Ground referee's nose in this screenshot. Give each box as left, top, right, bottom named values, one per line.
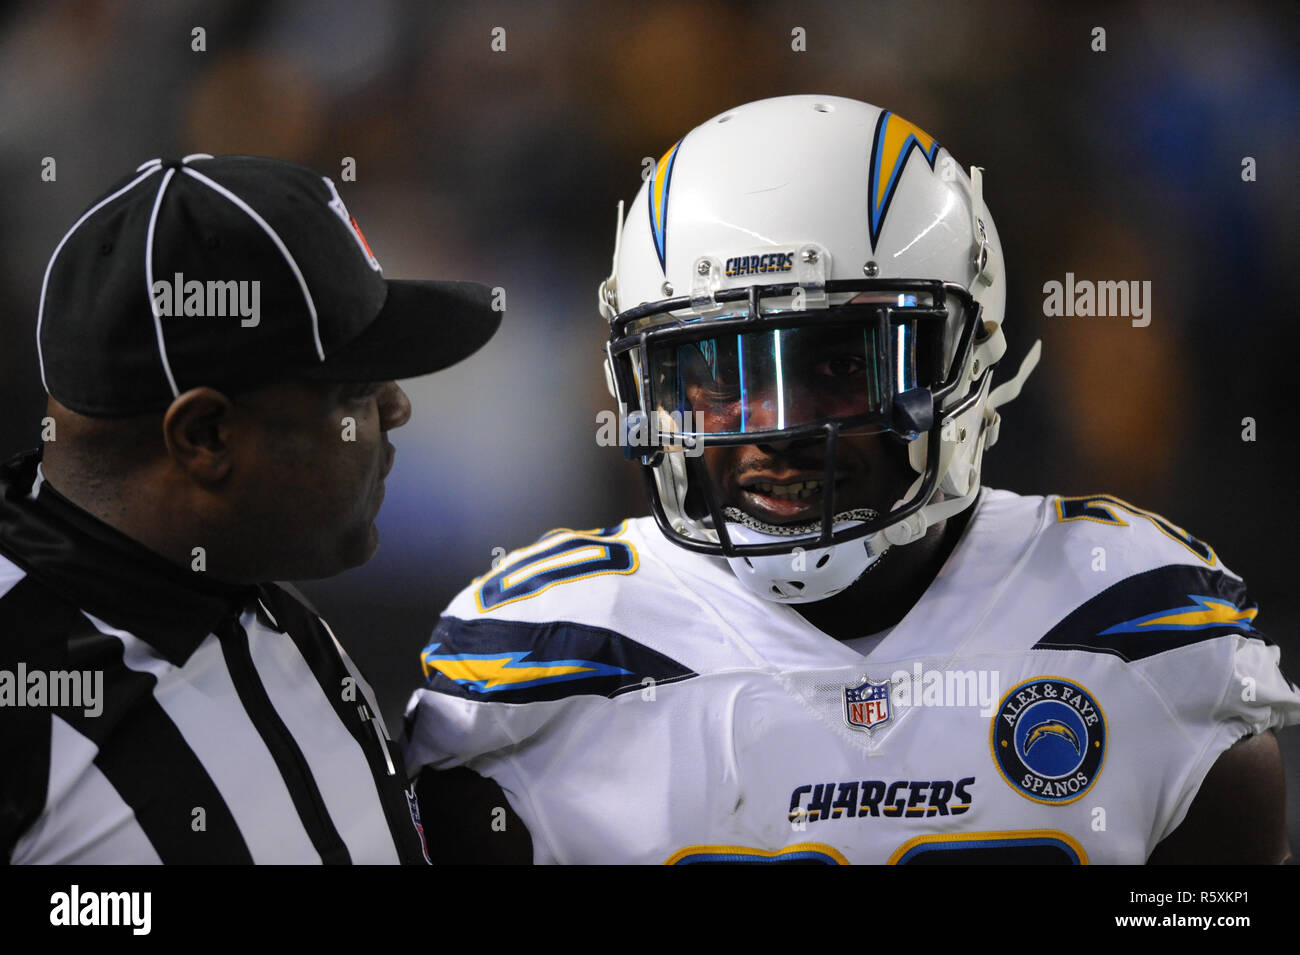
left=377, top=381, right=411, bottom=431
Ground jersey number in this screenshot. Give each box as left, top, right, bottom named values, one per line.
left=1056, top=494, right=1215, bottom=565
left=475, top=527, right=637, bottom=612
left=666, top=830, right=1087, bottom=865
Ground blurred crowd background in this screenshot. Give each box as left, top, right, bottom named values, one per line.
left=1, top=0, right=1297, bottom=844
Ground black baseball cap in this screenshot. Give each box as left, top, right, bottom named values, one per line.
left=37, top=154, right=501, bottom=415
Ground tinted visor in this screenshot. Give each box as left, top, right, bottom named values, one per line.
left=647, top=298, right=948, bottom=437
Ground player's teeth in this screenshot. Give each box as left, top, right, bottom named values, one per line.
left=755, top=480, right=823, bottom=499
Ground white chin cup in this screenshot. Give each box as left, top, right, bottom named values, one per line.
left=723, top=520, right=889, bottom=604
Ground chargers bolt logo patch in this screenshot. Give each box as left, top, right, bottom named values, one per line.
left=992, top=677, right=1105, bottom=804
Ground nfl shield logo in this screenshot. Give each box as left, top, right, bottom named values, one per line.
left=844, top=677, right=892, bottom=731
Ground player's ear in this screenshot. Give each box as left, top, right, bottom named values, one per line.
left=161, top=387, right=236, bottom=484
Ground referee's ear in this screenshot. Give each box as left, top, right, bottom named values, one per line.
left=161, top=387, right=236, bottom=485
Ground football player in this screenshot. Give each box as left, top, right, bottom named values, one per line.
left=405, top=95, right=1299, bottom=864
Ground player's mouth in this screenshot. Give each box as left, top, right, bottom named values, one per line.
left=736, top=473, right=843, bottom=522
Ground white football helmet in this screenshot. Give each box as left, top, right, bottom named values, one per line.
left=599, top=95, right=1040, bottom=603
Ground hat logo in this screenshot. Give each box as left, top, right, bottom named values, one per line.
left=322, top=177, right=382, bottom=273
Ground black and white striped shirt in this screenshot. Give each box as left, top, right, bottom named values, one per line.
left=0, top=449, right=429, bottom=864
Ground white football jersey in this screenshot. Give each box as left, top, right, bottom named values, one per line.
left=404, top=489, right=1300, bottom=864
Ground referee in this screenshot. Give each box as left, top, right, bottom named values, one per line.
left=0, top=155, right=500, bottom=863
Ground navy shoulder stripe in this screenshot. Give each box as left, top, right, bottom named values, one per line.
left=420, top=615, right=696, bottom=703
left=1033, top=564, right=1266, bottom=662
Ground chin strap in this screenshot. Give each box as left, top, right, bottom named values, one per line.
left=883, top=337, right=1037, bottom=548
left=885, top=337, right=1042, bottom=546
left=882, top=478, right=981, bottom=547
left=984, top=339, right=1042, bottom=449
left=969, top=166, right=995, bottom=288
left=597, top=200, right=625, bottom=322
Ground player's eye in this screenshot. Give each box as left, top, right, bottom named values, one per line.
left=815, top=356, right=867, bottom=378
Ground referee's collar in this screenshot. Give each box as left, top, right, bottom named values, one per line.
left=0, top=449, right=264, bottom=665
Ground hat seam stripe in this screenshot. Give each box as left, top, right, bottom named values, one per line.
left=36, top=165, right=163, bottom=396
left=179, top=167, right=326, bottom=362
left=144, top=168, right=182, bottom=398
